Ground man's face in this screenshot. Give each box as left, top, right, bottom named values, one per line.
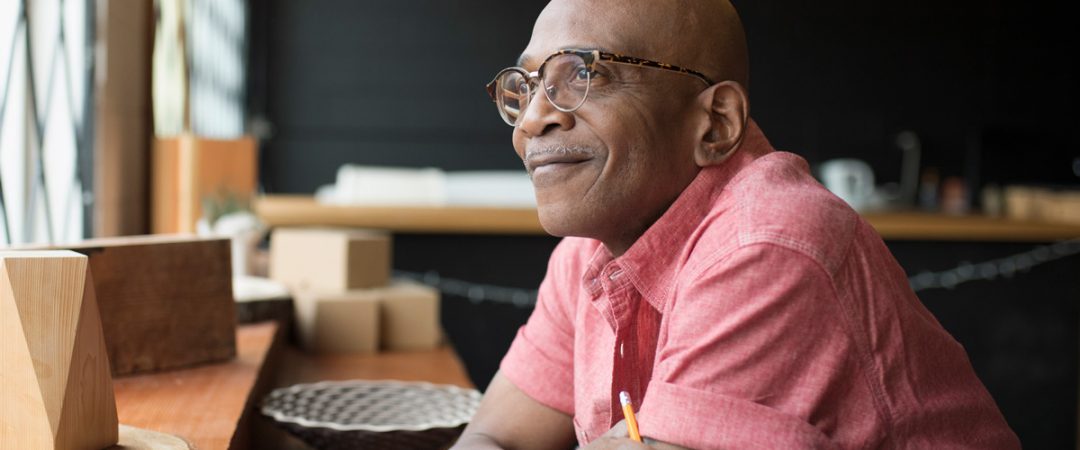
left=512, top=2, right=703, bottom=253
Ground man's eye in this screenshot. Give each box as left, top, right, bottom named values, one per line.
left=574, top=67, right=590, bottom=81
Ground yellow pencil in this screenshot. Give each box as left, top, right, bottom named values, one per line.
left=619, top=391, right=643, bottom=442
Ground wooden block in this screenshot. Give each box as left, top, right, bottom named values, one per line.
left=32, top=235, right=237, bottom=376
left=270, top=228, right=392, bottom=291
left=152, top=134, right=258, bottom=234
left=377, top=280, right=443, bottom=351
left=294, top=290, right=380, bottom=354
left=0, top=251, right=119, bottom=449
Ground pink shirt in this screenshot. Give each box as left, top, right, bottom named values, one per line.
left=500, top=121, right=1020, bottom=449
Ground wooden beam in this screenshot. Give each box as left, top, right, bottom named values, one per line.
left=93, top=0, right=154, bottom=237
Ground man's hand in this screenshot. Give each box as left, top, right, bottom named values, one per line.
left=451, top=371, right=576, bottom=450
left=580, top=420, right=689, bottom=450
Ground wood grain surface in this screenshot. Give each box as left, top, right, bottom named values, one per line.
left=275, top=345, right=474, bottom=388
left=113, top=322, right=279, bottom=450
left=37, top=235, right=238, bottom=375
left=1, top=251, right=119, bottom=450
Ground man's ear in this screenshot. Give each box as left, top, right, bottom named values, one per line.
left=694, top=81, right=749, bottom=167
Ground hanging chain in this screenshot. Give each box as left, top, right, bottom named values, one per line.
left=397, top=239, right=1080, bottom=308
left=394, top=270, right=538, bottom=308
left=908, top=238, right=1080, bottom=292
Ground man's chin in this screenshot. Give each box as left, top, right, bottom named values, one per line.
left=535, top=203, right=593, bottom=239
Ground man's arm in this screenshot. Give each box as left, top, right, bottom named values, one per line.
left=452, top=371, right=577, bottom=450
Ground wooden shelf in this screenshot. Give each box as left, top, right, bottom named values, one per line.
left=255, top=195, right=1080, bottom=242
left=254, top=195, right=543, bottom=235
left=862, top=212, right=1080, bottom=242
left=113, top=322, right=279, bottom=450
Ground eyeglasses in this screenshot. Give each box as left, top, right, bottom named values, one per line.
left=485, top=49, right=715, bottom=127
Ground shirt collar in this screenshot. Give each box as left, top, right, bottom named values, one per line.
left=611, top=119, right=776, bottom=311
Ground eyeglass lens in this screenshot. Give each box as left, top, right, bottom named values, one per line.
left=494, top=53, right=591, bottom=126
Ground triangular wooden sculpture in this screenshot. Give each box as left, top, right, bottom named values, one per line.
left=0, top=251, right=119, bottom=450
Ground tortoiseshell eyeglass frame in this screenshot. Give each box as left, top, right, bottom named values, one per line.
left=485, top=49, right=716, bottom=126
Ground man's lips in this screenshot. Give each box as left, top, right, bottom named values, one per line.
left=523, top=149, right=594, bottom=174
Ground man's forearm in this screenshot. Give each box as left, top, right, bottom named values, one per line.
left=452, top=432, right=508, bottom=450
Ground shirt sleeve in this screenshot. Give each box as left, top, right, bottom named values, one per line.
left=638, top=243, right=860, bottom=449
left=499, top=239, right=580, bottom=415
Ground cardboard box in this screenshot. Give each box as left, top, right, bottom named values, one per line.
left=270, top=228, right=391, bottom=291
left=294, top=290, right=380, bottom=354
left=378, top=280, right=442, bottom=351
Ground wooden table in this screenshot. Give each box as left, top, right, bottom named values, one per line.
left=113, top=322, right=279, bottom=450
left=113, top=321, right=474, bottom=449
left=275, top=345, right=474, bottom=388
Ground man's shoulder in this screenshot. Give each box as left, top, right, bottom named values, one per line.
left=702, top=152, right=863, bottom=272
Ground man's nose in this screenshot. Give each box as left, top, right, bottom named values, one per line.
left=517, top=89, right=575, bottom=137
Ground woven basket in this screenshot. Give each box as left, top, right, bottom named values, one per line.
left=261, top=380, right=482, bottom=450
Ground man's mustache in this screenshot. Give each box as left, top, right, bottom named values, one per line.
left=523, top=145, right=596, bottom=163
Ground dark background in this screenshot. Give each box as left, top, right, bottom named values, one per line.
left=249, top=0, right=1079, bottom=193
left=248, top=1, right=1080, bottom=448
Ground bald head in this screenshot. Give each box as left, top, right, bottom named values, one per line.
left=524, top=0, right=749, bottom=89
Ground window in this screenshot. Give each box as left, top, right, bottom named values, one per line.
left=0, top=0, right=93, bottom=246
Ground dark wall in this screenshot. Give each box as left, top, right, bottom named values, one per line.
left=251, top=0, right=1078, bottom=193
left=736, top=0, right=1079, bottom=186
left=251, top=0, right=547, bottom=194
left=887, top=241, right=1078, bottom=449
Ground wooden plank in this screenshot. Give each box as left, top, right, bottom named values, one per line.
left=113, top=322, right=279, bottom=450
left=32, top=235, right=237, bottom=376
left=254, top=195, right=545, bottom=235
left=1, top=251, right=118, bottom=450
left=255, top=195, right=1080, bottom=241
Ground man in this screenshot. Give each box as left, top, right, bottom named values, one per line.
left=454, top=0, right=1020, bottom=448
